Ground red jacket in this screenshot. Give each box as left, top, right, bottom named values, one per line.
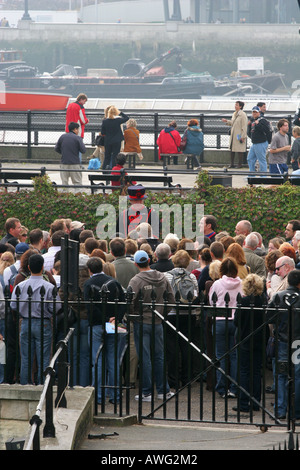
left=156, top=127, right=181, bottom=160
left=65, top=101, right=89, bottom=138
left=111, top=164, right=136, bottom=188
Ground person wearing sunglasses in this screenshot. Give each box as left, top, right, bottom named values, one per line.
left=19, top=226, right=29, bottom=243
left=269, top=256, right=296, bottom=297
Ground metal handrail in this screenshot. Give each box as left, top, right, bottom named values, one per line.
left=25, top=328, right=75, bottom=451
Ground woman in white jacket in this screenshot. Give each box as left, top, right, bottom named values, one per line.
left=209, top=257, right=243, bottom=398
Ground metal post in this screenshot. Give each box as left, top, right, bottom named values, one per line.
left=154, top=113, right=159, bottom=162
left=22, top=0, right=32, bottom=21
left=27, top=111, right=32, bottom=160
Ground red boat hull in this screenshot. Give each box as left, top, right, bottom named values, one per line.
left=0, top=90, right=71, bottom=111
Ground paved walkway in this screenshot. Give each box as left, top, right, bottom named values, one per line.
left=80, top=421, right=293, bottom=451
left=0, top=162, right=249, bottom=190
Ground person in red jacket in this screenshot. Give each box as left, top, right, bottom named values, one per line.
left=156, top=120, right=181, bottom=162
left=111, top=153, right=136, bottom=190
left=65, top=93, right=89, bottom=165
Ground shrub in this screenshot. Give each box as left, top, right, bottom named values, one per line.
left=0, top=173, right=298, bottom=243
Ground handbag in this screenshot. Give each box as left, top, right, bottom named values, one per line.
left=56, top=307, right=77, bottom=331
left=95, top=134, right=104, bottom=146
left=180, top=135, right=187, bottom=151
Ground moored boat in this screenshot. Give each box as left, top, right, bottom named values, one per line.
left=0, top=90, right=71, bottom=111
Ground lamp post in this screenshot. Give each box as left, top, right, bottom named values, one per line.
left=22, top=0, right=32, bottom=21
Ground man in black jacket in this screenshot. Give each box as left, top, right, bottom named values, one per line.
left=55, top=122, right=86, bottom=188
left=247, top=106, right=271, bottom=173
left=150, top=243, right=174, bottom=272
left=83, top=257, right=126, bottom=404
left=267, top=270, right=300, bottom=420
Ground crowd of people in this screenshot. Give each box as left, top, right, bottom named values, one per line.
left=0, top=210, right=299, bottom=419
left=55, top=95, right=300, bottom=189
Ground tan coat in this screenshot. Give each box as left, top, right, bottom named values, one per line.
left=226, top=110, right=248, bottom=153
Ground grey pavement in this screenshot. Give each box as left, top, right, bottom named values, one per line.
left=0, top=161, right=248, bottom=190
left=80, top=421, right=292, bottom=451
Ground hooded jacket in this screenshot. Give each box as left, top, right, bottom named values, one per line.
left=182, top=125, right=204, bottom=155
left=128, top=269, right=175, bottom=324
left=156, top=126, right=181, bottom=160
left=209, top=275, right=243, bottom=319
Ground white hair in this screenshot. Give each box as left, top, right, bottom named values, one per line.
left=155, top=243, right=171, bottom=260
left=245, top=233, right=259, bottom=249
left=294, top=230, right=300, bottom=241
left=163, top=233, right=179, bottom=242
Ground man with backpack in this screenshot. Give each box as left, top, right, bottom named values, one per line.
left=164, top=249, right=199, bottom=388
left=247, top=106, right=273, bottom=173
left=128, top=250, right=175, bottom=402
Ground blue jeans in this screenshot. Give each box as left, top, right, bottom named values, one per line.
left=0, top=319, right=4, bottom=383
left=88, top=325, right=126, bottom=402
left=20, top=318, right=52, bottom=385
left=247, top=141, right=268, bottom=172
left=68, top=319, right=90, bottom=387
left=134, top=322, right=170, bottom=396
left=215, top=320, right=237, bottom=396
left=276, top=341, right=300, bottom=418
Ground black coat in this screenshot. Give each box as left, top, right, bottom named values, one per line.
left=267, top=286, right=300, bottom=343
left=101, top=112, right=129, bottom=145
left=234, top=294, right=267, bottom=350
left=150, top=259, right=174, bottom=273
left=83, top=273, right=126, bottom=326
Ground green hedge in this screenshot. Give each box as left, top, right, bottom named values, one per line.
left=0, top=174, right=299, bottom=242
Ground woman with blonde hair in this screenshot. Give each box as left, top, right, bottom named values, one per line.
left=124, top=118, right=143, bottom=161
left=226, top=242, right=250, bottom=279
left=0, top=251, right=14, bottom=290
left=101, top=105, right=130, bottom=170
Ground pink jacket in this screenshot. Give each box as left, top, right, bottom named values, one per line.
left=209, top=275, right=243, bottom=319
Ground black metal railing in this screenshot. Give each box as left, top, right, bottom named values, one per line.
left=1, top=288, right=300, bottom=436
left=0, top=110, right=294, bottom=160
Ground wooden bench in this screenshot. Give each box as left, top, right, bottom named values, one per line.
left=160, top=153, right=198, bottom=169
left=247, top=176, right=300, bottom=186
left=88, top=173, right=174, bottom=194
left=0, top=168, right=46, bottom=191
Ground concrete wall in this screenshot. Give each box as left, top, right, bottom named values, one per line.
left=0, top=22, right=298, bottom=83
left=0, top=21, right=298, bottom=44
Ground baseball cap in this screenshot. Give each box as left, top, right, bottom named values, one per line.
left=134, top=250, right=149, bottom=264
left=71, top=221, right=85, bottom=230
left=15, top=242, right=30, bottom=255
left=252, top=106, right=260, bottom=113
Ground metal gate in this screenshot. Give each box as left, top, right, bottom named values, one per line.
left=134, top=292, right=300, bottom=433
